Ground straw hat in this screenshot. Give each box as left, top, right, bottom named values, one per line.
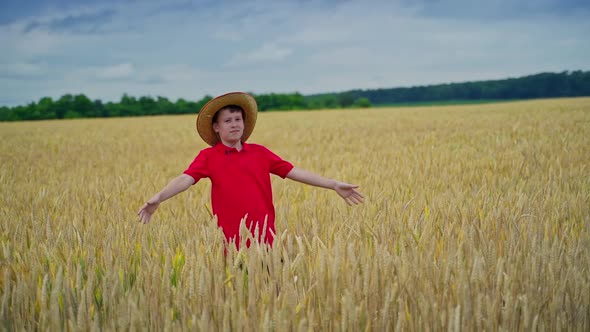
left=196, top=92, right=258, bottom=146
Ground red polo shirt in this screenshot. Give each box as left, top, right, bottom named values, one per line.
left=183, top=142, right=294, bottom=248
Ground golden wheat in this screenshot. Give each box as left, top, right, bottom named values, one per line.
left=1, top=98, right=589, bottom=330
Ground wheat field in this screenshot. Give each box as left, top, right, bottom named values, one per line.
left=1, top=98, right=589, bottom=331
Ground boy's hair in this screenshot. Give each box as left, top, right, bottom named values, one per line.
left=212, top=105, right=245, bottom=123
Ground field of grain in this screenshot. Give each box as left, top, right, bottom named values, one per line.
left=1, top=98, right=589, bottom=330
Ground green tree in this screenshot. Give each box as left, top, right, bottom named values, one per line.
left=0, top=106, right=13, bottom=121
left=73, top=94, right=94, bottom=117
left=120, top=94, right=140, bottom=116
left=105, top=101, right=120, bottom=117
left=56, top=94, right=75, bottom=119
left=94, top=99, right=108, bottom=117
left=139, top=96, right=157, bottom=115
left=353, top=97, right=371, bottom=108
left=175, top=98, right=190, bottom=114
left=37, top=97, right=56, bottom=119
left=25, top=102, right=41, bottom=120
left=195, top=95, right=213, bottom=113
left=338, top=93, right=355, bottom=108
left=156, top=96, right=174, bottom=115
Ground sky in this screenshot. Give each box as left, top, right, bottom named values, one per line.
left=1, top=0, right=589, bottom=106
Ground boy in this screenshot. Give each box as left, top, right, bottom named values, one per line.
left=137, top=92, right=363, bottom=248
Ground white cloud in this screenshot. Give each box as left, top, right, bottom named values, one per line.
left=154, top=64, right=205, bottom=82
left=96, top=63, right=134, bottom=80
left=0, top=62, right=49, bottom=79
left=226, top=43, right=293, bottom=66
left=0, top=23, right=66, bottom=60
left=213, top=29, right=243, bottom=42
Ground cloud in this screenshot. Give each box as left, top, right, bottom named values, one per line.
left=0, top=23, right=68, bottom=59
left=96, top=63, right=134, bottom=80
left=410, top=0, right=590, bottom=20
left=23, top=9, right=116, bottom=34
left=0, top=61, right=50, bottom=80
left=0, top=0, right=589, bottom=106
left=226, top=43, right=293, bottom=66
left=307, top=47, right=388, bottom=67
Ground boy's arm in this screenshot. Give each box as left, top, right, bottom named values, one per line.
left=137, top=174, right=195, bottom=224
left=285, top=167, right=364, bottom=205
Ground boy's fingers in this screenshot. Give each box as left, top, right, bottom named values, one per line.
left=349, top=188, right=363, bottom=197
left=139, top=213, right=150, bottom=224
left=138, top=210, right=150, bottom=224
left=347, top=195, right=360, bottom=205
left=137, top=203, right=149, bottom=215
left=353, top=192, right=364, bottom=202
left=349, top=193, right=364, bottom=204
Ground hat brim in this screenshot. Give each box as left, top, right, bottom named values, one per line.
left=196, top=92, right=258, bottom=146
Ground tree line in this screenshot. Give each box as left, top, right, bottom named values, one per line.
left=0, top=92, right=371, bottom=122
left=1, top=70, right=588, bottom=121
left=314, top=70, right=590, bottom=105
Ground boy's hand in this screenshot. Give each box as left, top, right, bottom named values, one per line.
left=137, top=196, right=161, bottom=224
left=334, top=182, right=364, bottom=206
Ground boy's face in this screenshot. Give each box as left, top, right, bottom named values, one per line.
left=213, top=108, right=244, bottom=145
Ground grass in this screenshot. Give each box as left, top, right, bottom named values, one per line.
left=1, top=97, right=589, bottom=330
left=374, top=98, right=518, bottom=108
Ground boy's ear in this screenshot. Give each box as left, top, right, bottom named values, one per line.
left=212, top=122, right=219, bottom=133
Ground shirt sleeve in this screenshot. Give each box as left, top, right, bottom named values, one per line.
left=263, top=146, right=294, bottom=178
left=183, top=150, right=211, bottom=184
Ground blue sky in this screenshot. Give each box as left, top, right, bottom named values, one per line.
left=1, top=0, right=589, bottom=106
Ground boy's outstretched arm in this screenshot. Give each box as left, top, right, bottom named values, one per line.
left=137, top=174, right=195, bottom=224
left=285, top=167, right=364, bottom=205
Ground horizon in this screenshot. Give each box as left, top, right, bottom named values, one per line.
left=1, top=0, right=589, bottom=107
left=0, top=69, right=587, bottom=107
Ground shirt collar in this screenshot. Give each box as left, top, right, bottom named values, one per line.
left=214, top=141, right=248, bottom=154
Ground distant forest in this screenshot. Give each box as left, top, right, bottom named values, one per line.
left=1, top=70, right=589, bottom=121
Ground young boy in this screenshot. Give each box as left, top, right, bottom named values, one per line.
left=137, top=92, right=364, bottom=248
